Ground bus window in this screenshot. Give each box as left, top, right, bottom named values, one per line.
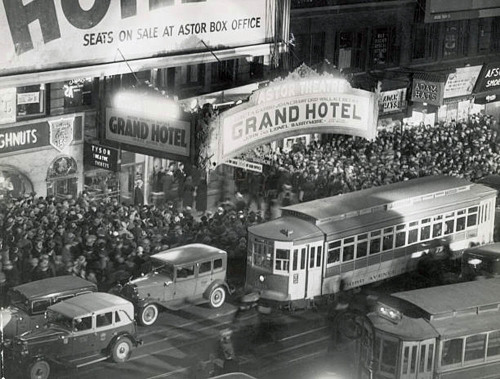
left=395, top=225, right=406, bottom=248
left=487, top=330, right=500, bottom=358
left=383, top=227, right=394, bottom=251
left=421, top=218, right=431, bottom=241
left=408, top=221, right=419, bottom=244
left=456, top=210, right=466, bottom=231
left=464, top=333, right=486, bottom=362
left=293, top=249, right=298, bottom=271
left=433, top=216, right=443, bottom=238
left=370, top=231, right=381, bottom=255
left=275, top=249, right=290, bottom=272
left=327, top=241, right=341, bottom=264
left=468, top=206, right=478, bottom=227
left=441, top=338, right=463, bottom=366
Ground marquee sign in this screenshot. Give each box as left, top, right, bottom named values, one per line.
left=105, top=107, right=190, bottom=157
left=474, top=62, right=500, bottom=94
left=0, top=0, right=275, bottom=77
left=216, top=74, right=378, bottom=162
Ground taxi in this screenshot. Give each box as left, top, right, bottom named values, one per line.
left=0, top=276, right=97, bottom=342
left=8, top=292, right=141, bottom=379
left=113, top=243, right=230, bottom=326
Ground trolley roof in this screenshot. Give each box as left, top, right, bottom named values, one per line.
left=151, top=243, right=226, bottom=266
left=12, top=276, right=97, bottom=299
left=248, top=216, right=323, bottom=241
left=49, top=292, right=131, bottom=319
left=281, top=175, right=493, bottom=225
left=393, top=278, right=500, bottom=318
left=463, top=242, right=500, bottom=259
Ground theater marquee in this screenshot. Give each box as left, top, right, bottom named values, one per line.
left=217, top=75, right=378, bottom=162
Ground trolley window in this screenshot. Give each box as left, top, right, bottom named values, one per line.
left=456, top=210, right=466, bottom=231
left=382, top=227, right=394, bottom=251
left=467, top=206, right=478, bottom=227
left=377, top=337, right=398, bottom=375
left=408, top=221, right=419, bottom=244
left=441, top=338, right=463, bottom=366
left=370, top=231, right=381, bottom=255
left=395, top=224, right=406, bottom=248
left=293, top=249, right=298, bottom=271
left=421, top=218, right=431, bottom=241
left=357, top=234, right=368, bottom=258
left=343, top=237, right=355, bottom=262
left=445, top=212, right=455, bottom=235
left=487, top=330, right=500, bottom=358
left=327, top=241, right=341, bottom=264
left=432, top=215, right=443, bottom=238
left=464, top=334, right=486, bottom=362
left=275, top=249, right=290, bottom=272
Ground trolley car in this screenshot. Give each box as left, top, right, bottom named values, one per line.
left=245, top=176, right=497, bottom=308
left=360, top=277, right=500, bottom=379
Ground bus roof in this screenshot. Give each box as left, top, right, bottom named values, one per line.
left=281, top=176, right=495, bottom=225
left=12, top=276, right=97, bottom=299
left=49, top=292, right=131, bottom=319
left=151, top=243, right=226, bottom=266
left=393, top=278, right=500, bottom=319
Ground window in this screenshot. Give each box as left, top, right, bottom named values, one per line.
left=32, top=299, right=51, bottom=314
left=456, top=210, right=466, bottom=231
left=465, top=334, right=486, bottom=362
left=412, top=23, right=438, bottom=60
left=380, top=338, right=398, bottom=374
left=441, top=338, right=464, bottom=366
left=276, top=249, right=290, bottom=272
left=487, top=330, right=500, bottom=357
left=253, top=239, right=272, bottom=270
left=443, top=21, right=469, bottom=59
left=316, top=246, right=322, bottom=267
left=445, top=213, right=454, bottom=235
left=433, top=216, right=443, bottom=238
left=211, top=60, right=236, bottom=83
left=16, top=84, right=46, bottom=119
left=467, top=206, right=478, bottom=227
left=337, top=31, right=364, bottom=71
left=421, top=218, right=431, bottom=241
left=408, top=221, right=419, bottom=244
left=301, top=248, right=306, bottom=269
left=115, top=311, right=121, bottom=323
left=199, top=261, right=211, bottom=274
left=370, top=27, right=397, bottom=67
left=382, top=227, right=394, bottom=251
left=214, top=259, right=223, bottom=270
left=343, top=237, right=355, bottom=262
left=63, top=78, right=94, bottom=109
left=310, top=247, right=316, bottom=268
left=180, top=64, right=205, bottom=85
left=328, top=241, right=341, bottom=264
left=292, top=32, right=326, bottom=68
left=96, top=312, right=113, bottom=328
left=395, top=225, right=406, bottom=248
left=177, top=265, right=195, bottom=279
left=293, top=249, right=298, bottom=271
left=74, top=316, right=92, bottom=332
left=370, top=231, right=381, bottom=255
left=357, top=234, right=368, bottom=258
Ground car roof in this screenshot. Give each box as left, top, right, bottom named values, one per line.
left=12, top=276, right=97, bottom=299
left=49, top=292, right=131, bottom=318
left=151, top=243, right=226, bottom=266
left=464, top=243, right=500, bottom=259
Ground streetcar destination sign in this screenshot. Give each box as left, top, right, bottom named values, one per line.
left=217, top=75, right=378, bottom=162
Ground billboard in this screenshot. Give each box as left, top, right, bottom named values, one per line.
left=217, top=75, right=378, bottom=162
left=0, top=0, right=275, bottom=76
left=443, top=65, right=482, bottom=99
left=425, top=0, right=500, bottom=22
left=475, top=62, right=500, bottom=94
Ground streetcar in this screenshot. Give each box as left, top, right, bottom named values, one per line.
left=245, top=175, right=497, bottom=308
left=358, top=277, right=500, bottom=379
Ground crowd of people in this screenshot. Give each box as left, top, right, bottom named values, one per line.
left=0, top=113, right=499, bottom=303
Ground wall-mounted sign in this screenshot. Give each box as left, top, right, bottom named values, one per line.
left=0, top=0, right=276, bottom=77
left=0, top=115, right=82, bottom=155
left=379, top=89, right=407, bottom=114
left=372, top=28, right=389, bottom=65
left=217, top=75, right=378, bottom=161
left=224, top=158, right=262, bottom=173
left=444, top=65, right=482, bottom=99
left=411, top=79, right=444, bottom=106
left=84, top=141, right=119, bottom=171
left=0, top=88, right=16, bottom=125
left=474, top=62, right=500, bottom=94
left=105, top=108, right=190, bottom=157
left=17, top=92, right=40, bottom=105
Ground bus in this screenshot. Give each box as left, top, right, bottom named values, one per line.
left=359, top=277, right=500, bottom=379
left=245, top=175, right=497, bottom=308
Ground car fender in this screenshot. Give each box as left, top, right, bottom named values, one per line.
left=107, top=332, right=142, bottom=351
left=203, top=280, right=230, bottom=300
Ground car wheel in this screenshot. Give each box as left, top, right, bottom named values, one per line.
left=139, top=304, right=159, bottom=326
left=209, top=286, right=226, bottom=308
left=111, top=337, right=132, bottom=363
left=28, top=359, right=50, bottom=379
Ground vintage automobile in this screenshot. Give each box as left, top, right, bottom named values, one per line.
left=113, top=243, right=230, bottom=326
left=8, top=292, right=141, bottom=379
left=0, top=276, right=97, bottom=342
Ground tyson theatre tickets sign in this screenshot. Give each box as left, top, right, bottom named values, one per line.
left=216, top=74, right=378, bottom=162
left=0, top=0, right=275, bottom=76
